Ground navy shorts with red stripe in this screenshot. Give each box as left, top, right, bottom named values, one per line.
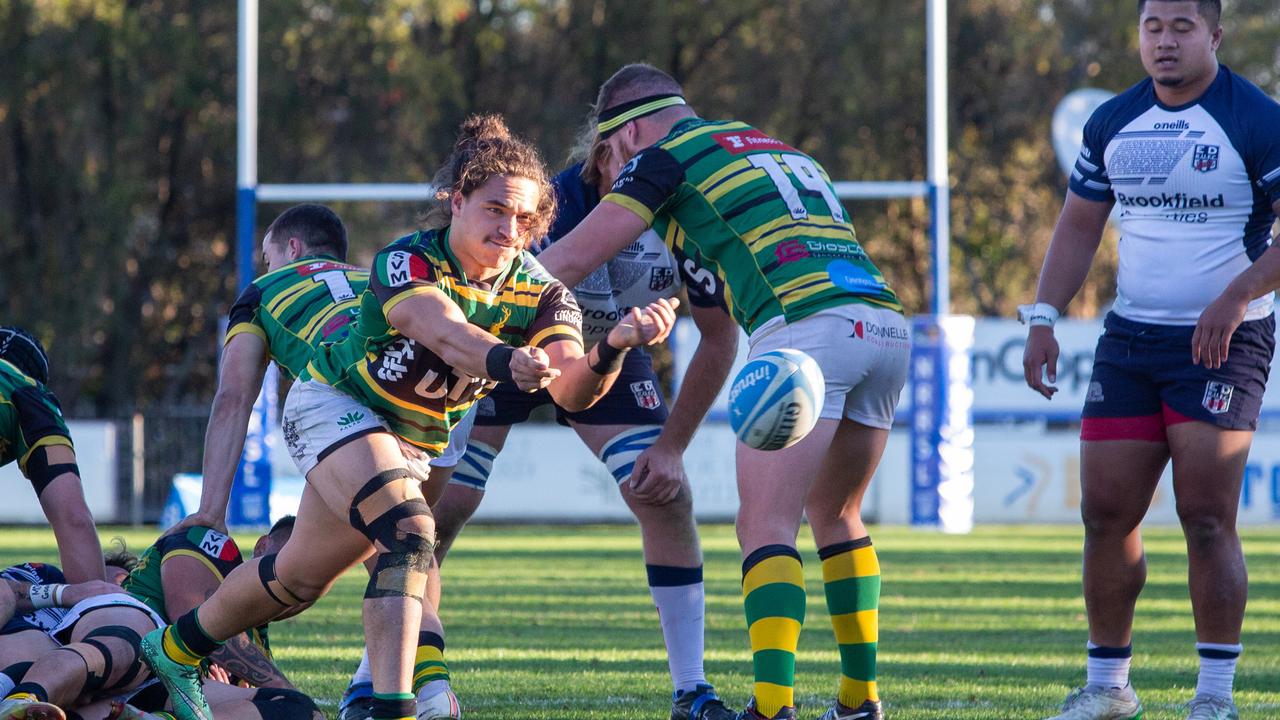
left=1080, top=312, right=1275, bottom=441
left=474, top=348, right=670, bottom=427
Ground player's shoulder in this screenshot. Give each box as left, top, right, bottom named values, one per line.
left=1213, top=65, right=1280, bottom=119
left=516, top=250, right=557, bottom=285
left=0, top=562, right=65, bottom=585
left=0, top=359, right=35, bottom=392
left=1085, top=79, right=1157, bottom=137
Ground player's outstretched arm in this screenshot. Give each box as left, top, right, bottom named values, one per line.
left=1023, top=191, right=1113, bottom=399
left=536, top=201, right=650, bottom=289
left=1193, top=198, right=1280, bottom=369
left=388, top=288, right=560, bottom=392
left=545, top=298, right=679, bottom=413
left=35, top=448, right=106, bottom=584
left=630, top=301, right=738, bottom=505
left=169, top=333, right=270, bottom=536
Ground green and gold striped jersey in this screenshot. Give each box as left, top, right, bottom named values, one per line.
left=306, top=229, right=583, bottom=454
left=225, top=255, right=368, bottom=380
left=0, top=360, right=72, bottom=475
left=603, top=118, right=902, bottom=334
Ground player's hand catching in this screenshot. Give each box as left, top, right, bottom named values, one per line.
left=607, top=298, right=680, bottom=349
left=162, top=511, right=228, bottom=538
left=511, top=346, right=560, bottom=392
left=1022, top=325, right=1060, bottom=400
left=628, top=439, right=688, bottom=506
left=1193, top=288, right=1249, bottom=369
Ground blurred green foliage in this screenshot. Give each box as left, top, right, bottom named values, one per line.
left=2, top=0, right=1278, bottom=414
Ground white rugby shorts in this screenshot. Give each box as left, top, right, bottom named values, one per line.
left=749, top=303, right=910, bottom=429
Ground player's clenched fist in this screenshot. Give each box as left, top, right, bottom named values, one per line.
left=1022, top=325, right=1060, bottom=400
left=510, top=345, right=560, bottom=392
left=607, top=297, right=680, bottom=349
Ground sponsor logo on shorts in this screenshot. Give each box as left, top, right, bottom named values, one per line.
left=337, top=411, right=366, bottom=429
left=198, top=529, right=237, bottom=561
left=283, top=418, right=301, bottom=452
left=630, top=380, right=662, bottom=410
left=1203, top=381, right=1234, bottom=415
left=1192, top=144, right=1219, bottom=173
left=850, top=320, right=910, bottom=348
left=1086, top=381, right=1104, bottom=403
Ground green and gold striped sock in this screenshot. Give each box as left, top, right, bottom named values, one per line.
left=742, top=544, right=806, bottom=717
left=162, top=610, right=223, bottom=667
left=412, top=631, right=449, bottom=694
left=819, top=537, right=880, bottom=708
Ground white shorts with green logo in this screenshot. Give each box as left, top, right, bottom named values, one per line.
left=282, top=379, right=389, bottom=478
left=283, top=379, right=477, bottom=479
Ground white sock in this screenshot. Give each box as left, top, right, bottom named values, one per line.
left=350, top=647, right=372, bottom=686
left=648, top=565, right=707, bottom=693
left=417, top=678, right=451, bottom=700
left=1086, top=641, right=1132, bottom=689
left=1195, top=642, right=1242, bottom=700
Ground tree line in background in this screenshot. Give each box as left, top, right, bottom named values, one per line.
left=2, top=0, right=1279, bottom=416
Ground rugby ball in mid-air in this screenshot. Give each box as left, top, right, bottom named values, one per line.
left=728, top=349, right=825, bottom=451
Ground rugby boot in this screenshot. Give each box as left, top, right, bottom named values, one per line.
left=1045, top=685, right=1143, bottom=720
left=338, top=681, right=375, bottom=720
left=670, top=684, right=736, bottom=720
left=735, top=697, right=798, bottom=720
left=0, top=698, right=64, bottom=720
left=815, top=699, right=884, bottom=720
left=138, top=628, right=213, bottom=720
left=1184, top=695, right=1238, bottom=720
left=416, top=685, right=462, bottom=720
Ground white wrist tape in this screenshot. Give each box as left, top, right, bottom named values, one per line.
left=28, top=583, right=66, bottom=609
left=1018, top=302, right=1060, bottom=327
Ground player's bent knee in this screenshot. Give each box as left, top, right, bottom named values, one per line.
left=257, top=553, right=319, bottom=608
left=250, top=687, right=323, bottom=720
left=349, top=469, right=436, bottom=601
left=80, top=625, right=146, bottom=691
left=1177, top=511, right=1231, bottom=551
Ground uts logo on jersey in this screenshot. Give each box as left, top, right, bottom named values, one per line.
left=630, top=380, right=662, bottom=410
left=1203, top=381, right=1234, bottom=415
left=712, top=129, right=797, bottom=155
left=1192, top=144, right=1219, bottom=173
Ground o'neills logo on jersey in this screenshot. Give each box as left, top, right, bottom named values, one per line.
left=1153, top=119, right=1190, bottom=130
left=1115, top=192, right=1225, bottom=209
left=713, top=129, right=797, bottom=155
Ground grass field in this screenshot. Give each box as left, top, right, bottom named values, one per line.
left=3, top=524, right=1279, bottom=719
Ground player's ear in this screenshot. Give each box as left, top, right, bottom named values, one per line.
left=450, top=189, right=465, bottom=216
left=1210, top=25, right=1222, bottom=50
left=288, top=236, right=305, bottom=260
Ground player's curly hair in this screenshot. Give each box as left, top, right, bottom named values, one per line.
left=0, top=327, right=50, bottom=385
left=104, top=537, right=139, bottom=574
left=422, top=114, right=556, bottom=244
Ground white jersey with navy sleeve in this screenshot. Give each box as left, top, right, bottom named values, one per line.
left=1069, top=66, right=1280, bottom=325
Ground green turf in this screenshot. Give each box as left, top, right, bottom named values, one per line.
left=6, top=524, right=1279, bottom=719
